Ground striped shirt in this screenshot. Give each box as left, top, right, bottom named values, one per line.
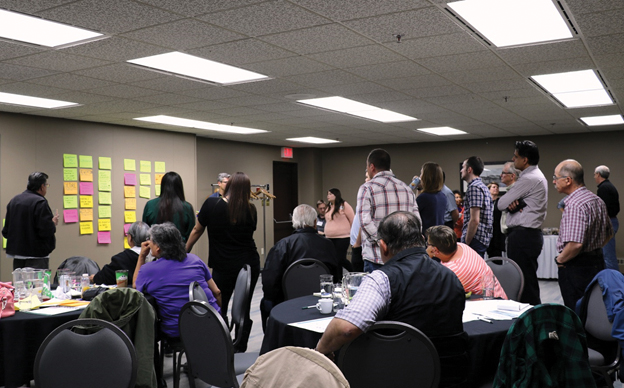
left=557, top=186, right=613, bottom=253
left=357, top=170, right=419, bottom=264
left=462, top=177, right=493, bottom=246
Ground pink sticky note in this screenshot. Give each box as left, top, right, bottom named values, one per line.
left=79, top=182, right=94, bottom=195
left=97, top=231, right=112, bottom=244
left=124, top=173, right=136, bottom=186
left=124, top=223, right=132, bottom=234
left=64, top=209, right=78, bottom=223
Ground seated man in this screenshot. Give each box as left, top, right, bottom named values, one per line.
left=261, top=204, right=342, bottom=329
left=316, top=211, right=468, bottom=387
left=426, top=225, right=507, bottom=299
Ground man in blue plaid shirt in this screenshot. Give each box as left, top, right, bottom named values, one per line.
left=460, top=156, right=493, bottom=257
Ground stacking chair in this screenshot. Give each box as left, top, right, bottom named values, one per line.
left=35, top=318, right=137, bottom=388
left=282, top=258, right=331, bottom=300
left=485, top=257, right=524, bottom=301
left=337, top=321, right=440, bottom=388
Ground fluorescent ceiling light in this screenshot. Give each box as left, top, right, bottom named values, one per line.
left=286, top=137, right=340, bottom=144
left=0, top=91, right=79, bottom=109
left=416, top=127, right=467, bottom=136
left=0, top=9, right=103, bottom=47
left=134, top=115, right=268, bottom=135
left=580, top=115, right=624, bottom=126
left=531, top=70, right=614, bottom=108
left=447, top=0, right=572, bottom=47
left=297, top=96, right=417, bottom=123
left=128, top=52, right=269, bottom=85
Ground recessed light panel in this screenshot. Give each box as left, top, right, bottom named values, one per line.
left=580, top=115, right=624, bottom=126
left=0, top=9, right=103, bottom=47
left=531, top=70, right=614, bottom=108
left=134, top=115, right=268, bottom=135
left=447, top=0, right=572, bottom=47
left=416, top=127, right=467, bottom=136
left=286, top=137, right=340, bottom=144
left=0, top=91, right=79, bottom=108
left=128, top=52, right=269, bottom=85
left=297, top=96, right=417, bottom=123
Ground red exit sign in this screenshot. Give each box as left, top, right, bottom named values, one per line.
left=281, top=147, right=293, bottom=159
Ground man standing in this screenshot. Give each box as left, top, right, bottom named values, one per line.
left=2, top=172, right=59, bottom=270
left=460, top=156, right=493, bottom=258
left=357, top=149, right=419, bottom=272
left=499, top=162, right=519, bottom=236
left=595, top=165, right=620, bottom=270
left=497, top=141, right=548, bottom=305
left=554, top=160, right=612, bottom=309
left=316, top=200, right=327, bottom=235
left=209, top=172, right=230, bottom=198
left=442, top=172, right=460, bottom=229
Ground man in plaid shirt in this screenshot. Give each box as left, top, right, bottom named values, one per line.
left=460, top=156, right=493, bottom=257
left=554, top=159, right=613, bottom=309
left=357, top=149, right=419, bottom=272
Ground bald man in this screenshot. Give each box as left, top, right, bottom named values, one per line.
left=553, top=159, right=613, bottom=309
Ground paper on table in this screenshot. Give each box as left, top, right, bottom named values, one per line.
left=463, top=300, right=532, bottom=322
left=497, top=300, right=531, bottom=312
left=288, top=317, right=334, bottom=333
left=23, top=306, right=85, bottom=316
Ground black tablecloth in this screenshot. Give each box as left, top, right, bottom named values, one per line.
left=261, top=295, right=513, bottom=387
left=0, top=309, right=83, bottom=388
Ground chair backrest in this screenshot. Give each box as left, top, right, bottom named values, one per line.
left=54, top=256, right=101, bottom=285
left=337, top=321, right=440, bottom=388
left=585, top=282, right=615, bottom=342
left=179, top=300, right=239, bottom=388
left=231, top=265, right=252, bottom=348
left=35, top=318, right=137, bottom=388
left=486, top=257, right=524, bottom=301
left=282, top=259, right=331, bottom=300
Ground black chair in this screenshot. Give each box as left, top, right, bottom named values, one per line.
left=485, top=257, right=524, bottom=301
left=53, top=256, right=100, bottom=286
left=189, top=280, right=209, bottom=303
left=34, top=318, right=137, bottom=388
left=282, top=259, right=331, bottom=300
left=179, top=301, right=258, bottom=388
left=229, top=265, right=260, bottom=372
left=337, top=321, right=440, bottom=388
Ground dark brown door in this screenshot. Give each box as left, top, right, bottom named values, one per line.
left=273, top=161, right=298, bottom=244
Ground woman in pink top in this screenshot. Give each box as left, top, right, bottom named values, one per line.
left=325, top=188, right=354, bottom=271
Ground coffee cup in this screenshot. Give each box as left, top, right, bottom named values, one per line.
left=116, top=270, right=129, bottom=288
left=316, top=298, right=333, bottom=314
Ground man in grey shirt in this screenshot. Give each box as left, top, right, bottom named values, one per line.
left=442, top=172, right=460, bottom=229
left=497, top=141, right=548, bottom=305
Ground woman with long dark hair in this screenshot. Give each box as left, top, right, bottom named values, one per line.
left=142, top=171, right=195, bottom=242
left=185, top=172, right=260, bottom=352
left=325, top=188, right=354, bottom=272
left=416, top=162, right=447, bottom=236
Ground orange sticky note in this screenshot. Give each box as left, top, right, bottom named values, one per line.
left=155, top=174, right=164, bottom=185
left=64, top=182, right=78, bottom=195
left=79, top=209, right=93, bottom=221
left=125, top=198, right=136, bottom=210
left=124, top=186, right=136, bottom=198
left=79, top=169, right=93, bottom=182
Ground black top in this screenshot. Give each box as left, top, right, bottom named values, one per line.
left=92, top=249, right=139, bottom=286
left=597, top=179, right=620, bottom=218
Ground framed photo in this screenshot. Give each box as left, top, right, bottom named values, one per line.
left=460, top=161, right=509, bottom=194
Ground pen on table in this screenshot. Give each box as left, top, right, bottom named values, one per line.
left=477, top=316, right=493, bottom=324
left=302, top=305, right=316, bottom=310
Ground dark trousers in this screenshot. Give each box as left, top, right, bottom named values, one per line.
left=507, top=227, right=543, bottom=305
left=13, top=257, right=49, bottom=270
left=468, top=238, right=488, bottom=258
left=329, top=237, right=353, bottom=272
left=558, top=251, right=605, bottom=310
left=351, top=246, right=364, bottom=272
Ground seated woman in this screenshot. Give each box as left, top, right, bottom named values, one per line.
left=90, top=221, right=150, bottom=286
left=134, top=222, right=221, bottom=338
left=425, top=225, right=507, bottom=299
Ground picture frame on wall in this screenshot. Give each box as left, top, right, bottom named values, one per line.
left=460, top=161, right=509, bottom=194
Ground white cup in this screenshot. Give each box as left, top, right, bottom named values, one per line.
left=316, top=298, right=333, bottom=314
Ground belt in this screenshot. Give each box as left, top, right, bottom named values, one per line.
left=508, top=226, right=541, bottom=232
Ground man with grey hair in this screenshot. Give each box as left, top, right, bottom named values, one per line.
left=260, top=204, right=341, bottom=329
left=499, top=162, right=519, bottom=235
left=209, top=172, right=230, bottom=198
left=594, top=165, right=620, bottom=270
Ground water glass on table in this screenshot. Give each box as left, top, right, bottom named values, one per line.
left=320, top=274, right=333, bottom=297
left=481, top=273, right=495, bottom=300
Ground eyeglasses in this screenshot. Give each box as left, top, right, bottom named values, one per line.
left=45, top=183, right=50, bottom=187
left=500, top=172, right=513, bottom=175
left=552, top=175, right=569, bottom=181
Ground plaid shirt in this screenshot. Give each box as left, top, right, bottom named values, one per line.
left=357, top=170, right=419, bottom=264
left=461, top=177, right=493, bottom=246
left=558, top=186, right=613, bottom=253
left=335, top=271, right=390, bottom=331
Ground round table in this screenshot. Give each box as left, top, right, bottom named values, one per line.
left=261, top=295, right=513, bottom=386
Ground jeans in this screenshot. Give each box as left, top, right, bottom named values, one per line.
left=363, top=260, right=383, bottom=273
left=603, top=217, right=619, bottom=270
left=468, top=238, right=488, bottom=258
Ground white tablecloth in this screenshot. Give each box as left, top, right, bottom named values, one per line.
left=536, top=235, right=558, bottom=279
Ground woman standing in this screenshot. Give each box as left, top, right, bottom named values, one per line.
left=142, top=171, right=195, bottom=242
left=185, top=172, right=260, bottom=352
left=324, top=188, right=354, bottom=272
left=415, top=162, right=447, bottom=235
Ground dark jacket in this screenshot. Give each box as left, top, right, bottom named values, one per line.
left=2, top=190, right=56, bottom=257
left=92, top=249, right=139, bottom=286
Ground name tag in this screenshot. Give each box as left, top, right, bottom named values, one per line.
left=317, top=221, right=324, bottom=226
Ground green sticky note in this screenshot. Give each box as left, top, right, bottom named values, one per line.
left=98, top=170, right=112, bottom=192
left=139, top=186, right=151, bottom=199
left=98, top=192, right=112, bottom=205
left=140, top=160, right=151, bottom=173
left=79, top=155, right=93, bottom=168
left=98, top=205, right=112, bottom=218
left=99, top=156, right=112, bottom=170
left=2, top=219, right=6, bottom=249
left=63, top=154, right=78, bottom=168
left=63, top=168, right=78, bottom=181
left=124, top=159, right=136, bottom=171
left=140, top=174, right=151, bottom=186
left=155, top=162, right=165, bottom=173
left=63, top=195, right=78, bottom=209
left=155, top=185, right=161, bottom=197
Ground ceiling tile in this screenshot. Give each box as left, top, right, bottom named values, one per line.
left=564, top=0, right=624, bottom=15
left=308, top=45, right=405, bottom=68
left=5, top=51, right=110, bottom=72
left=137, top=0, right=267, bottom=16
left=28, top=73, right=114, bottom=91
left=496, top=39, right=588, bottom=65
left=417, top=51, right=506, bottom=73
left=317, top=81, right=392, bottom=96
left=75, top=64, right=165, bottom=83
left=286, top=69, right=364, bottom=88
left=64, top=36, right=166, bottom=62
left=189, top=39, right=296, bottom=66
left=244, top=56, right=332, bottom=77
left=394, top=33, right=487, bottom=59
left=0, top=41, right=45, bottom=61
left=513, top=57, right=596, bottom=77
left=129, top=76, right=211, bottom=93
left=404, top=84, right=471, bottom=99
left=346, top=60, right=430, bottom=81
left=574, top=8, right=624, bottom=37
left=290, top=0, right=430, bottom=21
left=0, top=0, right=77, bottom=13
left=87, top=84, right=161, bottom=99
left=586, top=33, right=624, bottom=55
left=0, top=63, right=58, bottom=81
left=259, top=24, right=371, bottom=55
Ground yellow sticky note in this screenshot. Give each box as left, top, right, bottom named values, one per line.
left=124, top=211, right=136, bottom=223
left=99, top=157, right=112, bottom=170
left=124, top=186, right=136, bottom=198
left=155, top=185, right=161, bottom=197
left=140, top=160, right=151, bottom=173
left=124, top=159, right=136, bottom=171
left=125, top=198, right=136, bottom=210
left=79, top=222, right=93, bottom=235
left=98, top=206, right=111, bottom=218
left=98, top=219, right=111, bottom=231
left=2, top=219, right=5, bottom=249
left=79, top=169, right=93, bottom=182
left=155, top=161, right=165, bottom=173
left=155, top=174, right=164, bottom=185
left=124, top=236, right=131, bottom=249
left=64, top=182, right=78, bottom=195
left=63, top=154, right=78, bottom=168
left=79, top=155, right=93, bottom=168
left=98, top=170, right=111, bottom=192
left=80, top=195, right=93, bottom=208
left=63, top=168, right=78, bottom=181
left=63, top=196, right=78, bottom=209
left=139, top=174, right=151, bottom=186
left=98, top=192, right=112, bottom=205
left=139, top=186, right=151, bottom=199
left=79, top=209, right=93, bottom=221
